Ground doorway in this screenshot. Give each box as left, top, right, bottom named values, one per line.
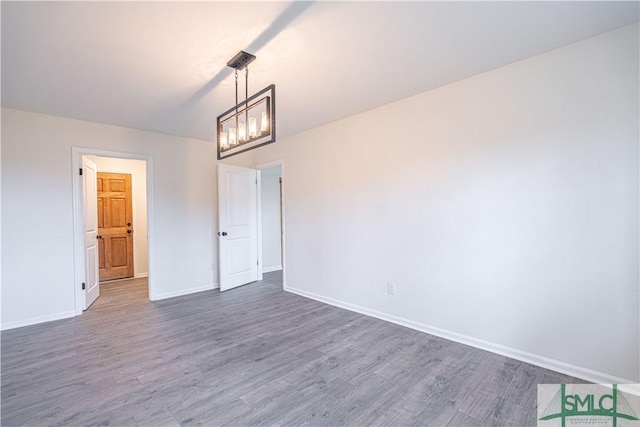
left=88, top=158, right=148, bottom=284
left=72, top=148, right=156, bottom=315
left=256, top=161, right=285, bottom=289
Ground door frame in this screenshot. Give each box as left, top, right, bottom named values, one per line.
left=255, top=159, right=286, bottom=289
left=72, top=147, right=156, bottom=314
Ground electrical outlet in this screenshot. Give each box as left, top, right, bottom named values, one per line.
left=387, top=281, right=396, bottom=295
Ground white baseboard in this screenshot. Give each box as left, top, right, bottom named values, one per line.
left=1, top=310, right=77, bottom=331
left=154, top=283, right=216, bottom=300
left=262, top=265, right=282, bottom=273
left=284, top=285, right=637, bottom=388
left=134, top=272, right=149, bottom=278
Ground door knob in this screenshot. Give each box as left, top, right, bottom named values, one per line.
left=218, top=231, right=227, bottom=236
left=127, top=230, right=132, bottom=234
left=127, top=222, right=131, bottom=226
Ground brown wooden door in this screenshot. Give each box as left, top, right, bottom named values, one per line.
left=97, top=172, right=134, bottom=281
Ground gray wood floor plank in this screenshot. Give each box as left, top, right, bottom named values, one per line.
left=458, top=389, right=501, bottom=422
left=2, top=276, right=585, bottom=426
left=446, top=410, right=484, bottom=427
left=274, top=378, right=356, bottom=426
left=481, top=397, right=531, bottom=427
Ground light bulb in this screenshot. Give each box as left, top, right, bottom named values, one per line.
left=220, top=132, right=228, bottom=149
left=248, top=117, right=257, bottom=139
left=238, top=122, right=247, bottom=142
left=229, top=128, right=236, bottom=146
left=261, top=112, right=269, bottom=134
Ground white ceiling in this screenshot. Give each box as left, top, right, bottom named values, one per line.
left=2, top=1, right=638, bottom=142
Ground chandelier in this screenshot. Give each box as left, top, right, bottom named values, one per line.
left=217, top=51, right=276, bottom=159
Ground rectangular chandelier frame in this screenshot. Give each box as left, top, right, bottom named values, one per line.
left=217, top=84, right=276, bottom=160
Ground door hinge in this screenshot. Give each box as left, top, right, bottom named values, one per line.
left=82, top=282, right=86, bottom=290
left=79, top=168, right=83, bottom=176
left=257, top=259, right=259, bottom=266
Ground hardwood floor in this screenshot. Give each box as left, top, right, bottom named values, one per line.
left=2, top=274, right=582, bottom=426
left=262, top=270, right=283, bottom=287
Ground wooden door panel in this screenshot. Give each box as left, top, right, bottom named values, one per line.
left=109, top=198, right=127, bottom=228
left=109, top=179, right=126, bottom=192
left=98, top=238, right=105, bottom=270
left=97, top=172, right=133, bottom=282
left=110, top=237, right=128, bottom=267
left=97, top=198, right=104, bottom=228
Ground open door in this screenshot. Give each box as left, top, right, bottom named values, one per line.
left=218, top=164, right=259, bottom=291
left=83, top=157, right=100, bottom=309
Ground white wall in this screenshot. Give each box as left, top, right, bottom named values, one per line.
left=252, top=23, right=639, bottom=383
left=1, top=110, right=251, bottom=329
left=261, top=168, right=282, bottom=272
left=87, top=155, right=148, bottom=278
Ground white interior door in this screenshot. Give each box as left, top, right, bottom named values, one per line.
left=218, top=164, right=259, bottom=291
left=83, top=157, right=100, bottom=309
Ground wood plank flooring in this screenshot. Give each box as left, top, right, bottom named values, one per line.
left=2, top=273, right=583, bottom=426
